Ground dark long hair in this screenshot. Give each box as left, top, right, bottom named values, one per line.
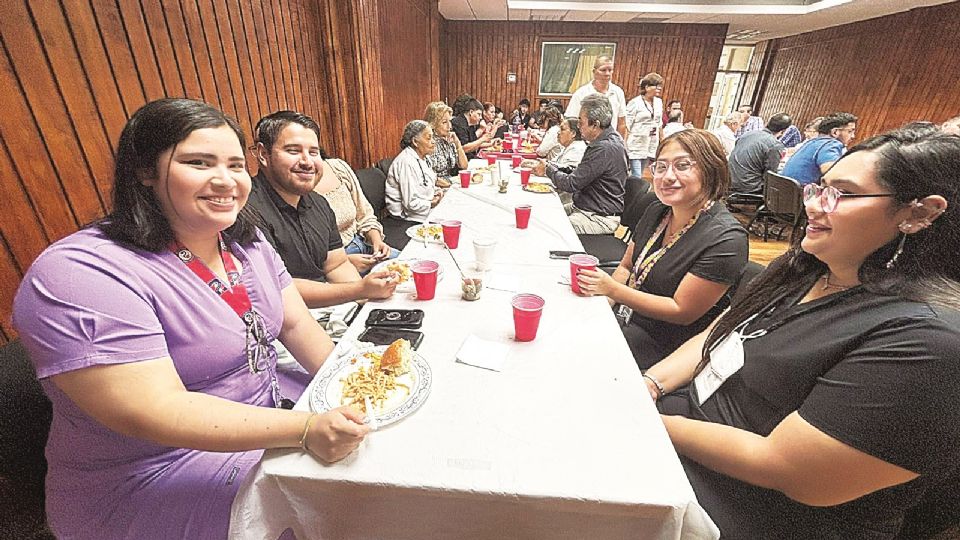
left=700, top=126, right=960, bottom=371
left=100, top=98, right=259, bottom=251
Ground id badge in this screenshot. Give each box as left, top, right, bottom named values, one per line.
left=693, top=330, right=746, bottom=405
left=616, top=304, right=633, bottom=327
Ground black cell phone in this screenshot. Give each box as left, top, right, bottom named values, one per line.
left=357, top=327, right=425, bottom=350
left=365, top=308, right=425, bottom=329
left=549, top=250, right=587, bottom=259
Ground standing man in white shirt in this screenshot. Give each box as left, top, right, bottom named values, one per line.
left=565, top=55, right=628, bottom=139
left=712, top=112, right=741, bottom=156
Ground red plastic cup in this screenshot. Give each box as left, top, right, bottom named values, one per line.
left=569, top=254, right=599, bottom=295
left=503, top=139, right=514, bottom=152
left=411, top=260, right=440, bottom=300
left=512, top=293, right=545, bottom=342
left=511, top=154, right=522, bottom=168
left=459, top=170, right=471, bottom=188
left=519, top=167, right=532, bottom=185
left=514, top=205, right=532, bottom=229
left=441, top=220, right=462, bottom=249
left=486, top=154, right=497, bottom=165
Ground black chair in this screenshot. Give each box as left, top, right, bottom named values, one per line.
left=355, top=166, right=414, bottom=250
left=356, top=167, right=387, bottom=217
left=376, top=157, right=394, bottom=177
left=578, top=177, right=653, bottom=270
left=746, top=172, right=805, bottom=241
left=724, top=190, right=764, bottom=218
left=0, top=340, right=54, bottom=539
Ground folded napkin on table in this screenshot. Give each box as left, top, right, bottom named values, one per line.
left=456, top=335, right=509, bottom=372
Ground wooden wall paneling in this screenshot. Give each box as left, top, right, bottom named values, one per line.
left=140, top=1, right=187, bottom=97
left=752, top=2, right=960, bottom=140
left=316, top=0, right=363, bottom=165
left=0, top=2, right=105, bottom=226
left=0, top=136, right=49, bottom=273
left=0, top=236, right=22, bottom=338
left=249, top=0, right=280, bottom=113
left=209, top=0, right=254, bottom=141
left=260, top=0, right=292, bottom=112
left=195, top=0, right=239, bottom=118
left=221, top=0, right=263, bottom=152
left=293, top=0, right=328, bottom=147
left=441, top=20, right=726, bottom=130
left=232, top=0, right=269, bottom=127
left=28, top=0, right=116, bottom=202
left=278, top=0, right=304, bottom=112
left=179, top=0, right=223, bottom=108
left=289, top=1, right=315, bottom=118
left=89, top=0, right=147, bottom=114
left=159, top=0, right=204, bottom=100
left=0, top=37, right=77, bottom=244
left=116, top=0, right=165, bottom=101
left=60, top=0, right=127, bottom=150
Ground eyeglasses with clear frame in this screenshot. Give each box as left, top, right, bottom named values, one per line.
left=651, top=159, right=697, bottom=177
left=802, top=183, right=894, bottom=214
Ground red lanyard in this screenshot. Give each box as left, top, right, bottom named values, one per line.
left=171, top=234, right=252, bottom=320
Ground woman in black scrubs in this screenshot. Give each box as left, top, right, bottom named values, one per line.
left=577, top=129, right=749, bottom=369
left=644, top=126, right=960, bottom=539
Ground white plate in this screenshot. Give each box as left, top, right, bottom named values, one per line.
left=406, top=224, right=444, bottom=244
left=371, top=258, right=444, bottom=292
left=310, top=344, right=432, bottom=428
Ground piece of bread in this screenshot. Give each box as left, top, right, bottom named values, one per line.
left=380, top=339, right=411, bottom=375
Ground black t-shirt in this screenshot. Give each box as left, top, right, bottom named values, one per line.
left=246, top=173, right=343, bottom=281
left=451, top=114, right=479, bottom=159
left=623, top=201, right=748, bottom=368
left=666, top=286, right=960, bottom=538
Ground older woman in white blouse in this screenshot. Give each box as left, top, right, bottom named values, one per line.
left=386, top=120, right=444, bottom=222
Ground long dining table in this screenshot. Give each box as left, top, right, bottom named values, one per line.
left=228, top=161, right=719, bottom=540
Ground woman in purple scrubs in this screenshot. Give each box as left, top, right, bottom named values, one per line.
left=13, top=98, right=369, bottom=539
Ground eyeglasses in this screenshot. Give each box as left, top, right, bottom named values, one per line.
left=651, top=159, right=697, bottom=177
left=802, top=184, right=894, bottom=214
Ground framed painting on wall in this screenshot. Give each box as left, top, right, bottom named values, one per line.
left=539, top=42, right=616, bottom=95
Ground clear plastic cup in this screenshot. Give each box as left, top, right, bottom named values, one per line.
left=411, top=260, right=440, bottom=300
left=569, top=254, right=599, bottom=295
left=515, top=205, right=532, bottom=229
left=473, top=237, right=497, bottom=270
left=441, top=220, right=462, bottom=249
left=512, top=293, right=545, bottom=341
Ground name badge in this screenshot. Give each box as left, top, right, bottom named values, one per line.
left=615, top=304, right=633, bottom=327
left=693, top=330, right=746, bottom=405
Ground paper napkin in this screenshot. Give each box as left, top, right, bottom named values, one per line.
left=456, top=335, right=509, bottom=372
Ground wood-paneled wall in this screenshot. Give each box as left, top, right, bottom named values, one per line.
left=440, top=21, right=727, bottom=127
left=753, top=2, right=960, bottom=138
left=0, top=0, right=440, bottom=343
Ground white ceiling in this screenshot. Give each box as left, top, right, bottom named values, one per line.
left=439, top=0, right=958, bottom=43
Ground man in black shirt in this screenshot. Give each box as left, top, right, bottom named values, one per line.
left=450, top=97, right=491, bottom=159
left=534, top=93, right=628, bottom=234
left=247, top=111, right=397, bottom=307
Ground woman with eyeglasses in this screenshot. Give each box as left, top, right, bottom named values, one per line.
left=643, top=126, right=960, bottom=538
left=12, top=98, right=369, bottom=539
left=576, top=129, right=749, bottom=369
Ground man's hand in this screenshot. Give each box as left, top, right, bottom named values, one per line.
left=360, top=270, right=398, bottom=300
left=347, top=253, right=377, bottom=274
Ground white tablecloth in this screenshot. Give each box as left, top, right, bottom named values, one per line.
left=229, top=164, right=718, bottom=540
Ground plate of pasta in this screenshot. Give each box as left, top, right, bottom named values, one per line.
left=406, top=224, right=444, bottom=244
left=371, top=258, right=444, bottom=291
left=311, top=340, right=432, bottom=428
